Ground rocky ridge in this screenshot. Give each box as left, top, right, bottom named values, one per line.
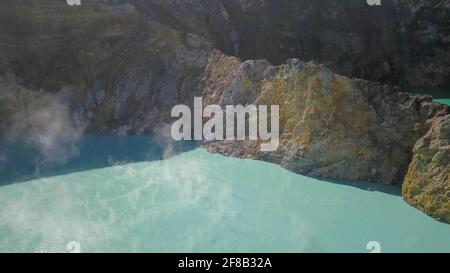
left=199, top=53, right=450, bottom=223
left=0, top=0, right=448, bottom=222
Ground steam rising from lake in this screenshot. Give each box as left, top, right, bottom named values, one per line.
left=0, top=144, right=449, bottom=253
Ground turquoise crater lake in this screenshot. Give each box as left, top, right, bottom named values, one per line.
left=0, top=136, right=449, bottom=253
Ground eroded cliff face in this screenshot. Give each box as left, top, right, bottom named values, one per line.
left=200, top=55, right=449, bottom=187
left=1, top=0, right=449, bottom=88
left=145, top=0, right=450, bottom=86
left=403, top=117, right=450, bottom=223
left=0, top=1, right=448, bottom=222
left=0, top=0, right=214, bottom=135
left=198, top=52, right=450, bottom=222
left=217, top=0, right=450, bottom=86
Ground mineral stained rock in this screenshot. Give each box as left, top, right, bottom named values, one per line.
left=403, top=117, right=450, bottom=223
left=200, top=55, right=447, bottom=183
left=0, top=0, right=448, bottom=222
left=199, top=53, right=450, bottom=222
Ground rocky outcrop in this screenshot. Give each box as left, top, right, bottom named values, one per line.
left=0, top=1, right=448, bottom=222
left=199, top=53, right=450, bottom=222
left=403, top=117, right=450, bottom=223
left=200, top=54, right=450, bottom=186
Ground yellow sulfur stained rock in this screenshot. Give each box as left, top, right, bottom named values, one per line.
left=403, top=117, right=450, bottom=223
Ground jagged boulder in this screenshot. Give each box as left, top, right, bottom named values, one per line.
left=201, top=55, right=450, bottom=186
left=403, top=117, right=450, bottom=223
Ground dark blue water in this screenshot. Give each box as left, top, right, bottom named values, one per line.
left=0, top=135, right=196, bottom=186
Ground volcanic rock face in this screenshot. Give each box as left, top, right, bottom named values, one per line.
left=1, top=0, right=449, bottom=87
left=125, top=0, right=450, bottom=86
left=218, top=0, right=450, bottom=86
left=0, top=1, right=448, bottom=222
left=200, top=55, right=449, bottom=187
left=0, top=0, right=214, bottom=135
left=403, top=117, right=450, bottom=223
left=199, top=53, right=450, bottom=222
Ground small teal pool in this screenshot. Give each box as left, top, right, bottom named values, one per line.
left=0, top=136, right=449, bottom=253
left=435, top=98, right=450, bottom=106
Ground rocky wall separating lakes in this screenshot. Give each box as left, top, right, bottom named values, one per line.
left=0, top=0, right=448, bottom=223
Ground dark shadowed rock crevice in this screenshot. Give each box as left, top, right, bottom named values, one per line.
left=217, top=0, right=450, bottom=86
left=1, top=0, right=449, bottom=88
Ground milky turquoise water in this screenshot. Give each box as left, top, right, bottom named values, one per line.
left=435, top=98, right=450, bottom=106
left=0, top=139, right=449, bottom=253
